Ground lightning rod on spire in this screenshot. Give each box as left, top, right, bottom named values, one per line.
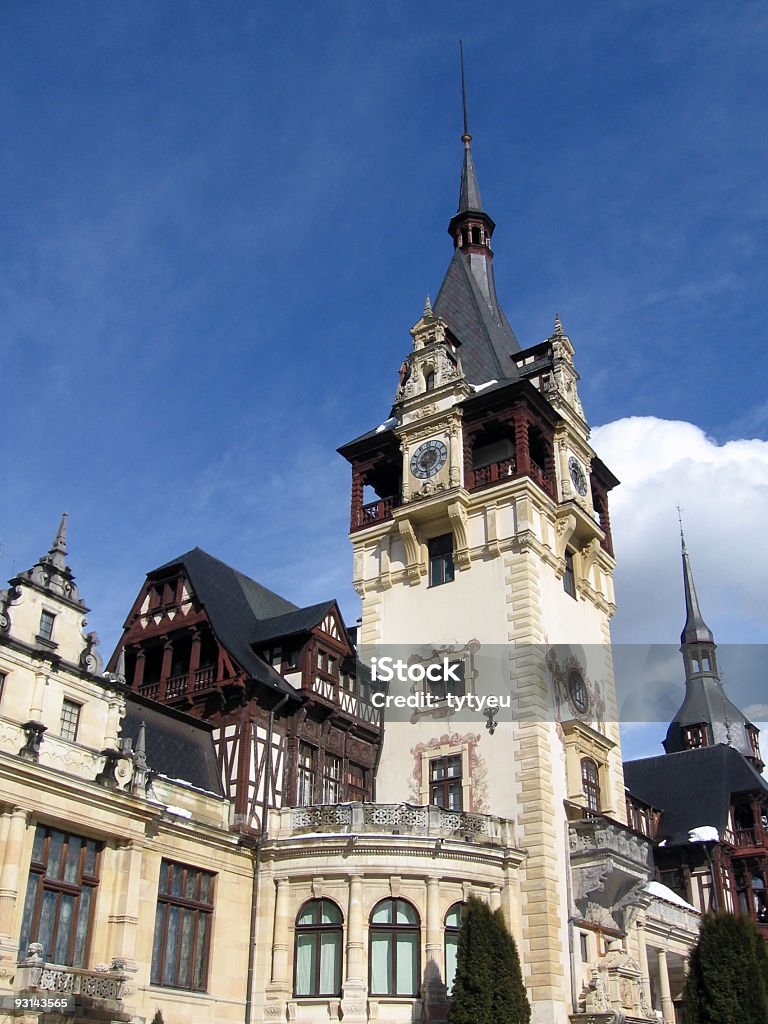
left=459, top=41, right=471, bottom=146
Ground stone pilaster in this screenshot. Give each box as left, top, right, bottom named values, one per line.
left=340, top=874, right=366, bottom=1022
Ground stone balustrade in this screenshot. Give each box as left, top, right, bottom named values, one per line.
left=268, top=801, right=516, bottom=847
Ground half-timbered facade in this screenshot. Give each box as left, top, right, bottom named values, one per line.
left=624, top=534, right=768, bottom=939
left=107, top=548, right=381, bottom=831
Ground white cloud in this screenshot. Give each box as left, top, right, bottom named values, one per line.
left=592, top=416, right=768, bottom=645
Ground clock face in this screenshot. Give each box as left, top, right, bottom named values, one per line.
left=568, top=669, right=589, bottom=714
left=410, top=439, right=447, bottom=479
left=568, top=456, right=588, bottom=496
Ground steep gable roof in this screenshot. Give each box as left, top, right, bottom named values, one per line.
left=624, top=744, right=768, bottom=846
left=433, top=249, right=520, bottom=384
left=150, top=547, right=300, bottom=696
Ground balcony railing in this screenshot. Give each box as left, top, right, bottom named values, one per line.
left=15, top=948, right=129, bottom=1015
left=268, top=801, right=517, bottom=847
left=467, top=458, right=516, bottom=490
left=352, top=495, right=398, bottom=531
left=465, top=458, right=555, bottom=499
left=724, top=826, right=768, bottom=850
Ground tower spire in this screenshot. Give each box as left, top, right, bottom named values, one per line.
left=48, top=511, right=68, bottom=571
left=678, top=509, right=714, bottom=646
left=456, top=42, right=484, bottom=215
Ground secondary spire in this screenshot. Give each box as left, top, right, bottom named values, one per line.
left=678, top=508, right=714, bottom=646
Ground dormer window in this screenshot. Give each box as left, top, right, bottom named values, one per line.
left=683, top=723, right=708, bottom=749
left=39, top=610, right=56, bottom=642
left=425, top=369, right=435, bottom=392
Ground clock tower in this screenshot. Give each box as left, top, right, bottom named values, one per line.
left=339, top=115, right=626, bottom=1023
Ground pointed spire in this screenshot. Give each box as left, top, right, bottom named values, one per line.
left=47, top=512, right=68, bottom=571
left=554, top=314, right=564, bottom=337
left=423, top=295, right=433, bottom=317
left=678, top=509, right=714, bottom=646
left=457, top=41, right=484, bottom=214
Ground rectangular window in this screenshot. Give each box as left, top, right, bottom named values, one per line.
left=322, top=754, right=342, bottom=803
left=429, top=755, right=463, bottom=810
left=347, top=763, right=367, bottom=801
left=426, top=660, right=465, bottom=702
left=428, top=534, right=454, bottom=587
left=563, top=550, right=576, bottom=599
left=151, top=861, right=214, bottom=991
left=59, top=699, right=81, bottom=743
left=0, top=671, right=5, bottom=702
left=19, top=826, right=101, bottom=967
left=39, top=610, right=56, bottom=642
left=297, top=744, right=316, bottom=806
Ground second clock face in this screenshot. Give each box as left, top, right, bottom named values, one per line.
left=568, top=455, right=588, bottom=496
left=410, top=439, right=447, bottom=479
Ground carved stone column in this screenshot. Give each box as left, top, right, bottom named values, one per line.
left=341, top=874, right=366, bottom=1022
left=657, top=949, right=675, bottom=1024
left=636, top=919, right=653, bottom=1017
left=423, top=876, right=448, bottom=1021
left=448, top=423, right=461, bottom=487
left=270, top=877, right=291, bottom=988
left=0, top=807, right=29, bottom=937
left=108, top=841, right=141, bottom=971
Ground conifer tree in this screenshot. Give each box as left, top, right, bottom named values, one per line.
left=448, top=896, right=530, bottom=1024
left=682, top=912, right=768, bottom=1024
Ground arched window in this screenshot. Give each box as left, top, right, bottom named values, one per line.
left=581, top=758, right=601, bottom=813
left=369, top=898, right=420, bottom=996
left=444, top=902, right=463, bottom=994
left=294, top=899, right=343, bottom=997
left=425, top=369, right=435, bottom=392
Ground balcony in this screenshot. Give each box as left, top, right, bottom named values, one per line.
left=465, top=458, right=555, bottom=499
left=139, top=665, right=219, bottom=703
left=14, top=947, right=131, bottom=1022
left=723, top=826, right=768, bottom=852
left=352, top=495, right=398, bottom=532
left=268, top=801, right=517, bottom=847
left=569, top=814, right=654, bottom=931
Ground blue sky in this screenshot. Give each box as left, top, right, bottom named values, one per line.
left=2, top=2, right=767, bottom=757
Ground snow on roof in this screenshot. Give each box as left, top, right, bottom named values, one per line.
left=643, top=880, right=698, bottom=912
left=471, top=379, right=498, bottom=392
left=688, top=825, right=720, bottom=843
left=375, top=417, right=397, bottom=433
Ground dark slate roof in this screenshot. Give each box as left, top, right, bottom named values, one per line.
left=250, top=600, right=337, bottom=644
left=624, top=744, right=768, bottom=846
left=458, top=144, right=483, bottom=213
left=664, top=677, right=757, bottom=759
left=122, top=692, right=223, bottom=796
left=433, top=249, right=520, bottom=384
left=150, top=547, right=301, bottom=698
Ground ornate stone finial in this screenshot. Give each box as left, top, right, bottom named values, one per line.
left=47, top=512, right=69, bottom=572
left=114, top=648, right=126, bottom=685
left=134, top=721, right=147, bottom=770
left=554, top=314, right=564, bottom=337
left=423, top=295, right=433, bottom=318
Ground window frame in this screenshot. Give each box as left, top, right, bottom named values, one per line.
left=581, top=757, right=601, bottom=813
left=38, top=609, right=56, bottom=642
left=59, top=699, right=82, bottom=743
left=19, top=825, right=102, bottom=968
left=150, top=860, right=215, bottom=992
left=429, top=755, right=463, bottom=810
left=444, top=902, right=463, bottom=994
left=293, top=898, right=343, bottom=997
left=428, top=534, right=455, bottom=588
left=563, top=550, right=576, bottom=599
left=296, top=743, right=316, bottom=806
left=322, top=753, right=342, bottom=803
left=368, top=898, right=420, bottom=997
